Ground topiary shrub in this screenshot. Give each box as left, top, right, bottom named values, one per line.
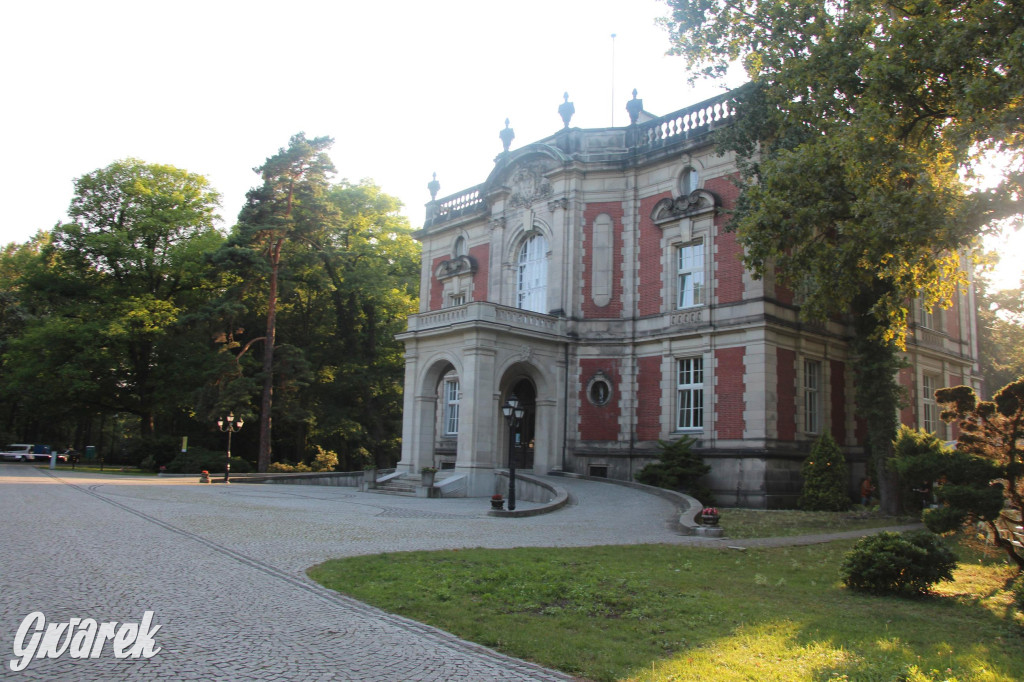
left=799, top=432, right=850, bottom=511
left=268, top=461, right=312, bottom=473
left=635, top=436, right=713, bottom=503
left=840, top=530, right=957, bottom=596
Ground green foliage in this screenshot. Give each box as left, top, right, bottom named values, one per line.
left=310, top=445, right=338, bottom=472
left=976, top=273, right=1024, bottom=396
left=165, top=447, right=252, bottom=474
left=660, top=0, right=1023, bottom=516
left=635, top=436, right=712, bottom=503
left=268, top=461, right=312, bottom=473
left=930, top=380, right=1024, bottom=571
left=798, top=433, right=850, bottom=511
left=840, top=531, right=957, bottom=596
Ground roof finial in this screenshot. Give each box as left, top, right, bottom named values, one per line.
left=427, top=172, right=440, bottom=201
left=558, top=92, right=575, bottom=129
left=499, top=118, right=515, bottom=153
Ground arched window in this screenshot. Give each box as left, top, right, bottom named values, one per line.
left=453, top=236, right=467, bottom=258
left=517, top=233, right=548, bottom=313
left=680, top=166, right=699, bottom=195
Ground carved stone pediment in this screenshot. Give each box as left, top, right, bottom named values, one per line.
left=651, top=189, right=718, bottom=226
left=435, top=255, right=477, bottom=280
left=508, top=162, right=554, bottom=208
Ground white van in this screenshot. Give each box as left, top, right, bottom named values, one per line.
left=1, top=444, right=36, bottom=461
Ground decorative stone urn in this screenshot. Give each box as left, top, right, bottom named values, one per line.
left=700, top=507, right=720, bottom=526
left=491, top=495, right=505, bottom=510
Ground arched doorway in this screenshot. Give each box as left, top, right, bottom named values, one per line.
left=505, top=379, right=536, bottom=470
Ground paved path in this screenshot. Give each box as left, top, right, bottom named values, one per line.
left=0, top=463, right=909, bottom=680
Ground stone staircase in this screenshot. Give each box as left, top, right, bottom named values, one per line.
left=369, top=473, right=421, bottom=497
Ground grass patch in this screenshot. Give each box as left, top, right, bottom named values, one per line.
left=308, top=537, right=1023, bottom=681
left=719, top=507, right=918, bottom=539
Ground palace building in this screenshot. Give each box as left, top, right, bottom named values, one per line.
left=395, top=90, right=981, bottom=507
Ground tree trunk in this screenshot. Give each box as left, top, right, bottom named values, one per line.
left=257, top=239, right=283, bottom=473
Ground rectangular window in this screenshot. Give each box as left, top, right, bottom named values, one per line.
left=676, top=357, right=704, bottom=430
left=804, top=359, right=821, bottom=434
left=922, top=374, right=942, bottom=436
left=676, top=241, right=705, bottom=309
left=448, top=293, right=466, bottom=307
left=918, top=297, right=943, bottom=332
left=444, top=379, right=460, bottom=435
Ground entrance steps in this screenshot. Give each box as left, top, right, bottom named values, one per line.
left=369, top=473, right=421, bottom=497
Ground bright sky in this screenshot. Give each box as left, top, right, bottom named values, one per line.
left=2, top=0, right=1020, bottom=288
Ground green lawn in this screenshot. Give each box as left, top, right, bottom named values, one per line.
left=308, top=529, right=1023, bottom=681
left=717, top=507, right=919, bottom=539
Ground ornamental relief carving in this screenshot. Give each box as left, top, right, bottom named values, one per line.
left=508, top=164, right=553, bottom=208
left=435, top=254, right=477, bottom=280
left=651, top=189, right=718, bottom=226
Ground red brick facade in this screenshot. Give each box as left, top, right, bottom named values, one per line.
left=898, top=367, right=916, bottom=425
left=637, top=192, right=671, bottom=317
left=715, top=347, right=746, bottom=439
left=578, top=359, right=621, bottom=441
left=469, top=244, right=489, bottom=302
left=581, top=203, right=625, bottom=318
left=705, top=176, right=744, bottom=305
left=636, top=355, right=663, bottom=441
left=428, top=254, right=446, bottom=311
left=777, top=348, right=796, bottom=441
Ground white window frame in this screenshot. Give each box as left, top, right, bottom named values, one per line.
left=443, top=379, right=460, bottom=436
left=676, top=241, right=705, bottom=309
left=448, top=292, right=466, bottom=308
left=804, top=359, right=822, bottom=434
left=922, top=373, right=942, bottom=437
left=676, top=357, right=704, bottom=431
left=517, top=233, right=548, bottom=313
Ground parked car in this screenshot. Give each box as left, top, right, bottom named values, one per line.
left=1, top=444, right=36, bottom=461
left=0, top=444, right=62, bottom=462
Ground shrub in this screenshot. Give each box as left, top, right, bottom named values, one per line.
left=1011, top=574, right=1024, bottom=613
left=840, top=530, right=957, bottom=596
left=635, top=436, right=713, bottom=503
left=799, top=433, right=850, bottom=511
left=311, top=446, right=339, bottom=472
left=268, top=461, right=312, bottom=473
left=165, top=447, right=253, bottom=474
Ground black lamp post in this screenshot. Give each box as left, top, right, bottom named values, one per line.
left=216, top=414, right=244, bottom=483
left=501, top=394, right=526, bottom=511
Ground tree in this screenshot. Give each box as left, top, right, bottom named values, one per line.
left=5, top=159, right=222, bottom=449
left=661, top=0, right=1024, bottom=514
left=230, top=133, right=339, bottom=472
left=933, top=381, right=1023, bottom=571
left=976, top=271, right=1024, bottom=396
left=635, top=435, right=713, bottom=503
left=799, top=433, right=850, bottom=511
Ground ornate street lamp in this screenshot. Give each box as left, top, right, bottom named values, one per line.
left=501, top=394, right=526, bottom=511
left=216, top=414, right=244, bottom=483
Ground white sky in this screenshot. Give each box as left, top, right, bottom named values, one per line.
left=2, top=0, right=1020, bottom=289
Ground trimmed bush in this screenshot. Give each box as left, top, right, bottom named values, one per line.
left=165, top=447, right=253, bottom=474
left=635, top=436, right=713, bottom=503
left=799, top=433, right=850, bottom=511
left=840, top=530, right=957, bottom=596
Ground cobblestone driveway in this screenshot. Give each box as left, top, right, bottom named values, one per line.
left=0, top=464, right=701, bottom=681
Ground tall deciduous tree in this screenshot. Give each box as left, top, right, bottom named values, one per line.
left=6, top=159, right=222, bottom=445
left=232, top=133, right=339, bottom=472
left=661, top=0, right=1023, bottom=513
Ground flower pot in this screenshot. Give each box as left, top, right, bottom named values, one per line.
left=701, top=514, right=719, bottom=526
left=491, top=498, right=505, bottom=510
left=421, top=471, right=436, bottom=487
